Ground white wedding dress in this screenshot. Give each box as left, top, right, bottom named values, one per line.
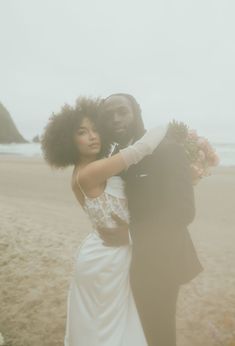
left=64, top=175, right=147, bottom=346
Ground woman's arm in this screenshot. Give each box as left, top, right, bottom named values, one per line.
left=78, top=153, right=127, bottom=191
left=78, top=125, right=168, bottom=191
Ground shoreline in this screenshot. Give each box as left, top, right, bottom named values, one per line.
left=1, top=153, right=235, bottom=170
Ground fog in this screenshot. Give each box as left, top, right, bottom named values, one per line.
left=1, top=3, right=235, bottom=345
left=0, top=0, right=235, bottom=140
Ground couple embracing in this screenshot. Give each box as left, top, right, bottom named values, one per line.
left=42, top=93, right=203, bottom=346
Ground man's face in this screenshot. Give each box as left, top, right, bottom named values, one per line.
left=101, top=95, right=135, bottom=144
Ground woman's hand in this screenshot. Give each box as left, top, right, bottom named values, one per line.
left=97, top=213, right=130, bottom=247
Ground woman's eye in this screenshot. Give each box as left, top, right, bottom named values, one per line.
left=77, top=130, right=86, bottom=135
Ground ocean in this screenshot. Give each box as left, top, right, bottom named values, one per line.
left=0, top=143, right=42, bottom=158
left=0, top=141, right=235, bottom=167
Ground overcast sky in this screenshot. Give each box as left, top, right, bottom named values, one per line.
left=0, top=0, right=234, bottom=141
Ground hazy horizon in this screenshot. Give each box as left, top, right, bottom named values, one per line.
left=1, top=0, right=235, bottom=142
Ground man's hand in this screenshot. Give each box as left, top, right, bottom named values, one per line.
left=97, top=213, right=130, bottom=247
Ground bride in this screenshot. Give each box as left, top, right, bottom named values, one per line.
left=41, top=97, right=167, bottom=346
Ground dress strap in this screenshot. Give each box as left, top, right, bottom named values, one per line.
left=75, top=169, right=88, bottom=199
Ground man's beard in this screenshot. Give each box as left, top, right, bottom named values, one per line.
left=112, top=125, right=135, bottom=146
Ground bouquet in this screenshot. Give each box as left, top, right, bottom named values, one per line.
left=167, top=120, right=220, bottom=185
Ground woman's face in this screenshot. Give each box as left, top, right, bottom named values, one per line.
left=74, top=117, right=101, bottom=160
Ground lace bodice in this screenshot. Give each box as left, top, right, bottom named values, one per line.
left=82, top=176, right=130, bottom=230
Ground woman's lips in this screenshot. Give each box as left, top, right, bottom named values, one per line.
left=89, top=143, right=100, bottom=148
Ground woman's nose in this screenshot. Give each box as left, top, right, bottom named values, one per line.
left=89, top=130, right=98, bottom=139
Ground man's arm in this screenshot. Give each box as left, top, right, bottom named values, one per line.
left=98, top=214, right=130, bottom=247
left=156, top=141, right=195, bottom=228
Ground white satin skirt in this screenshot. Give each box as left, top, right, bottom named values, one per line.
left=64, top=231, right=147, bottom=346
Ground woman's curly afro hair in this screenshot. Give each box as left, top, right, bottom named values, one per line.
left=41, top=97, right=102, bottom=168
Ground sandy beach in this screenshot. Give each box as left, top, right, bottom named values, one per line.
left=0, top=156, right=235, bottom=346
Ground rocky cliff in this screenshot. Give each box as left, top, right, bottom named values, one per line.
left=0, top=103, right=27, bottom=143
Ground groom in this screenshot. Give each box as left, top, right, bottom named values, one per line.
left=98, top=93, right=203, bottom=346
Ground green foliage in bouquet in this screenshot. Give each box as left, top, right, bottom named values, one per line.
left=166, top=119, right=189, bottom=144
left=166, top=120, right=199, bottom=162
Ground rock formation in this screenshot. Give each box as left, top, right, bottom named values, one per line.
left=0, top=103, right=27, bottom=143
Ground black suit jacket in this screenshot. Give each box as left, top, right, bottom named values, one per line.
left=123, top=137, right=203, bottom=285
